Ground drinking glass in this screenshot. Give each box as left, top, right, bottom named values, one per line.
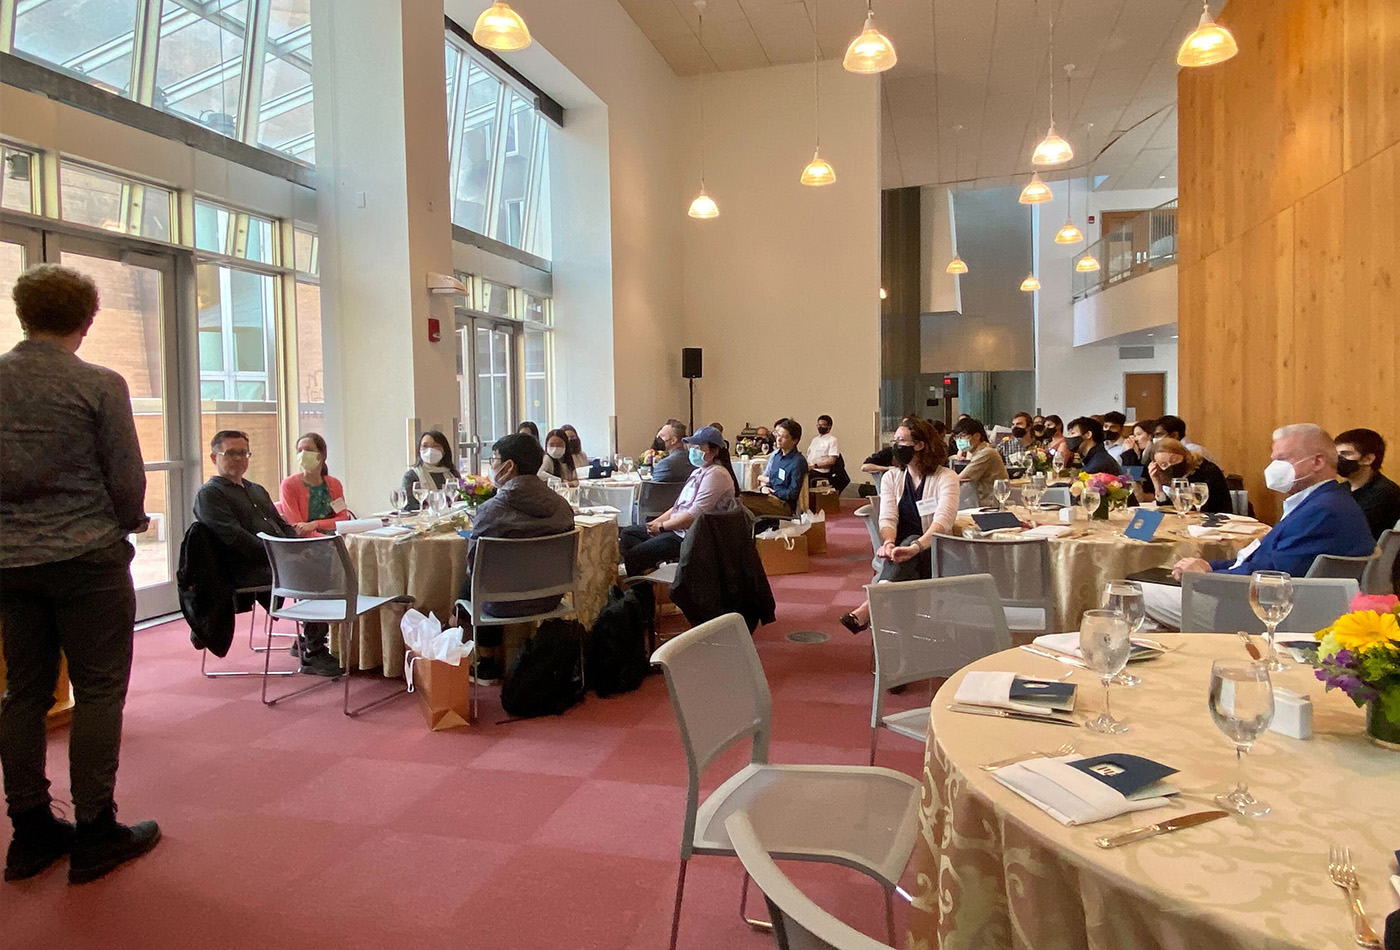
left=429, top=491, right=452, bottom=518
left=1021, top=486, right=1042, bottom=521
left=1208, top=659, right=1275, bottom=817
left=388, top=488, right=407, bottom=525
left=621, top=456, right=635, bottom=475
left=1191, top=482, right=1210, bottom=513
left=1031, top=473, right=1047, bottom=492
left=1171, top=478, right=1194, bottom=516
left=993, top=479, right=1012, bottom=510
left=1103, top=580, right=1145, bottom=687
left=412, top=485, right=429, bottom=512
left=1249, top=570, right=1294, bottom=671
left=1079, top=609, right=1131, bottom=733
left=1081, top=487, right=1101, bottom=519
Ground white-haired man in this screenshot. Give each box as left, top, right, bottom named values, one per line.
left=1142, top=424, right=1374, bottom=629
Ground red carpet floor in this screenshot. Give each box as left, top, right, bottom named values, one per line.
left=2, top=502, right=931, bottom=950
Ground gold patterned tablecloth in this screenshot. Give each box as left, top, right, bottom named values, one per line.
left=955, top=510, right=1265, bottom=631
left=907, top=634, right=1400, bottom=950
left=339, top=516, right=620, bottom=677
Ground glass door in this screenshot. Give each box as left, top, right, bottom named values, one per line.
left=455, top=314, right=517, bottom=475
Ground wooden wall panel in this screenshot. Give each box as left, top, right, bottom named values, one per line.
left=1179, top=0, right=1400, bottom=525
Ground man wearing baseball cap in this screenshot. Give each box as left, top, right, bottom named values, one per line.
left=619, top=425, right=738, bottom=575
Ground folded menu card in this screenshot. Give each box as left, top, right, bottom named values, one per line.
left=1065, top=753, right=1179, bottom=800
left=992, top=753, right=1178, bottom=825
left=954, top=671, right=1077, bottom=714
left=1123, top=509, right=1165, bottom=542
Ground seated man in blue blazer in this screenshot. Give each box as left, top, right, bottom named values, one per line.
left=1143, top=423, right=1374, bottom=628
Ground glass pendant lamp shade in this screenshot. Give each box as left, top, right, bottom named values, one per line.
left=1054, top=220, right=1084, bottom=244
left=843, top=9, right=897, bottom=74
left=1020, top=273, right=1041, bottom=292
left=879, top=287, right=888, bottom=299
left=472, top=2, right=532, bottom=51
left=688, top=188, right=718, bottom=219
left=800, top=152, right=836, bottom=186
left=1177, top=4, right=1238, bottom=67
left=1019, top=173, right=1053, bottom=204
left=1075, top=254, right=1101, bottom=273
left=1032, top=124, right=1074, bottom=166
left=945, top=256, right=968, bottom=275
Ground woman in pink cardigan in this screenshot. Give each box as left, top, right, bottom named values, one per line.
left=279, top=433, right=351, bottom=536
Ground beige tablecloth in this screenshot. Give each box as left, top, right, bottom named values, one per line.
left=955, top=510, right=1264, bottom=631
left=908, top=635, right=1399, bottom=950
left=338, top=516, right=620, bottom=676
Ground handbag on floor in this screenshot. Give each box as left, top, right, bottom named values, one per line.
left=500, top=619, right=586, bottom=718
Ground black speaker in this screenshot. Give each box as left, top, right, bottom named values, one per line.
left=682, top=347, right=703, bottom=380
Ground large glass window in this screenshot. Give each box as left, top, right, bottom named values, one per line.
left=1, top=146, right=40, bottom=214
left=11, top=0, right=141, bottom=92
left=59, top=161, right=174, bottom=242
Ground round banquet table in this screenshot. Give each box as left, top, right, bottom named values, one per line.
left=953, top=509, right=1266, bottom=631
left=337, top=514, right=620, bottom=677
left=906, top=634, right=1400, bottom=950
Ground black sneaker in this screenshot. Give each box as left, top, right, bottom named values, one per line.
left=68, top=808, right=160, bottom=885
left=299, top=649, right=343, bottom=677
left=4, top=805, right=75, bottom=882
left=474, top=657, right=503, bottom=684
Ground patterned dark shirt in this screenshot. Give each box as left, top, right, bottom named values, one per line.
left=0, top=339, right=147, bottom=568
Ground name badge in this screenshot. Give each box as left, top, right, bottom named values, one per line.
left=331, top=497, right=348, bottom=514
left=915, top=497, right=940, bottom=516
left=777, top=469, right=787, bottom=482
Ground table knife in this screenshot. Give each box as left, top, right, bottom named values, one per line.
left=1094, top=810, right=1229, bottom=849
left=946, top=703, right=1080, bottom=727
left=1019, top=644, right=1091, bottom=670
left=1236, top=630, right=1262, bottom=660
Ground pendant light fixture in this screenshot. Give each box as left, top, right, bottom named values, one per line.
left=945, top=124, right=968, bottom=275
left=1020, top=273, right=1041, bottom=292
left=800, top=1, right=835, bottom=186
left=843, top=1, right=896, bottom=74
left=472, top=2, right=532, bottom=52
left=688, top=2, right=718, bottom=219
left=946, top=256, right=968, bottom=275
left=1075, top=118, right=1100, bottom=271
left=1075, top=255, right=1101, bottom=272
left=1052, top=67, right=1083, bottom=245
left=1019, top=171, right=1053, bottom=204
left=1177, top=1, right=1238, bottom=68
left=1031, top=3, right=1072, bottom=166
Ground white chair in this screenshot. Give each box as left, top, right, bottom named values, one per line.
left=1363, top=529, right=1399, bottom=595
left=866, top=575, right=1011, bottom=764
left=726, top=811, right=893, bottom=950
left=1180, top=573, right=1359, bottom=634
left=1230, top=490, right=1250, bottom=516
left=650, top=613, right=920, bottom=950
left=931, top=534, right=1055, bottom=633
left=1040, top=486, right=1072, bottom=508
left=257, top=533, right=414, bottom=716
left=199, top=584, right=298, bottom=680
left=1306, top=553, right=1377, bottom=583
left=579, top=482, right=637, bottom=527
left=454, top=529, right=581, bottom=719
left=854, top=504, right=883, bottom=570
left=957, top=480, right=980, bottom=510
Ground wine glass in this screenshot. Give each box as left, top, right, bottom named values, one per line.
left=1081, top=486, right=1101, bottom=520
left=1171, top=478, right=1194, bottom=517
left=429, top=491, right=452, bottom=518
left=1191, top=482, right=1210, bottom=514
left=993, top=479, right=1012, bottom=511
left=1103, top=580, right=1146, bottom=687
left=1208, top=659, right=1275, bottom=817
left=411, top=485, right=429, bottom=513
left=1079, top=609, right=1131, bottom=733
left=621, top=456, right=635, bottom=475
left=1249, top=570, right=1294, bottom=671
left=388, top=488, right=408, bottom=525
left=1021, top=486, right=1042, bottom=522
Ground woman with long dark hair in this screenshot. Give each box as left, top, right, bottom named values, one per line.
left=540, top=428, right=579, bottom=486
left=401, top=429, right=460, bottom=511
left=279, top=432, right=351, bottom=535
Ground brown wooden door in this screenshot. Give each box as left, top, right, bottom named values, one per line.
left=1125, top=373, right=1166, bottom=422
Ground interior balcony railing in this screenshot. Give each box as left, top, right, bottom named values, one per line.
left=1071, top=199, right=1177, bottom=300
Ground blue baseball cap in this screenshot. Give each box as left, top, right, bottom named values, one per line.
left=684, top=425, right=725, bottom=449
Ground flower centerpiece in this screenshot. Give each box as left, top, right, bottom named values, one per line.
left=458, top=473, right=496, bottom=508
left=639, top=448, right=666, bottom=469
left=1025, top=445, right=1054, bottom=476
left=1077, top=471, right=1133, bottom=519
left=734, top=437, right=765, bottom=458
left=1311, top=593, right=1400, bottom=749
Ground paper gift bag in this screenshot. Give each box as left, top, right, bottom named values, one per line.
left=756, top=535, right=809, bottom=576
left=407, top=650, right=473, bottom=731
left=804, top=519, right=827, bottom=555
left=808, top=488, right=841, bottom=515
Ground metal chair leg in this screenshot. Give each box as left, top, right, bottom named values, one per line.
left=343, top=621, right=407, bottom=717
left=261, top=620, right=338, bottom=706
left=739, top=870, right=773, bottom=931
left=868, top=724, right=880, bottom=766
left=885, top=888, right=896, bottom=946
left=667, top=859, right=689, bottom=950
left=203, top=602, right=294, bottom=678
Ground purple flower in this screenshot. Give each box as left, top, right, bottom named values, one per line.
left=1334, top=648, right=1356, bottom=666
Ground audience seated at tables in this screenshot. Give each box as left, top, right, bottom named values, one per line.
left=999, top=411, right=1037, bottom=463
left=540, top=428, right=580, bottom=487
left=1065, top=416, right=1122, bottom=476
left=1142, top=424, right=1375, bottom=629
left=619, top=426, right=738, bottom=576
left=559, top=424, right=589, bottom=470
left=953, top=417, right=1009, bottom=506
left=650, top=420, right=694, bottom=483
left=1154, top=414, right=1215, bottom=463
left=806, top=414, right=849, bottom=493
left=741, top=419, right=808, bottom=517
left=1335, top=428, right=1400, bottom=540
left=1146, top=437, right=1231, bottom=513
left=1120, top=418, right=1155, bottom=469
left=401, top=430, right=461, bottom=511
left=517, top=421, right=540, bottom=442
left=195, top=430, right=340, bottom=677
left=1031, top=414, right=1047, bottom=441
left=278, top=433, right=351, bottom=536
left=840, top=417, right=960, bottom=633
left=1102, top=411, right=1129, bottom=461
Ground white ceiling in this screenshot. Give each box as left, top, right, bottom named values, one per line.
left=613, top=0, right=1209, bottom=191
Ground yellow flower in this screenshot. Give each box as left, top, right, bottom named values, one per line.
left=1325, top=610, right=1400, bottom=653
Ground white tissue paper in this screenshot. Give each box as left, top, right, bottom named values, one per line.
left=992, top=754, right=1175, bottom=825
left=757, top=521, right=811, bottom=541
left=399, top=608, right=474, bottom=681
left=1023, top=525, right=1073, bottom=539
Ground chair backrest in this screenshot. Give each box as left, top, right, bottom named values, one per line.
left=1305, top=553, right=1375, bottom=581
left=470, top=529, right=580, bottom=607
left=1041, top=486, right=1072, bottom=508
left=872, top=470, right=885, bottom=495
left=1363, top=529, right=1399, bottom=595
left=258, top=532, right=357, bottom=623
left=867, top=575, right=1011, bottom=708
left=651, top=613, right=771, bottom=857
left=725, top=811, right=892, bottom=950
left=638, top=479, right=685, bottom=521
left=1230, top=490, right=1250, bottom=516
left=578, top=482, right=635, bottom=512
left=932, top=534, right=1054, bottom=616
left=854, top=504, right=882, bottom=557
left=1181, top=573, right=1360, bottom=634
left=957, top=480, right=980, bottom=510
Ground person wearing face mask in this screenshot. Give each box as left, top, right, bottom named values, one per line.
left=649, top=420, right=694, bottom=483
left=517, top=421, right=540, bottom=442
left=742, top=419, right=808, bottom=517
left=1031, top=415, right=1047, bottom=442
left=1042, top=415, right=1068, bottom=466
left=1063, top=417, right=1121, bottom=476
left=1334, top=428, right=1400, bottom=540
left=998, top=412, right=1037, bottom=464
left=952, top=417, right=1009, bottom=507
left=1145, top=438, right=1230, bottom=513
left=559, top=424, right=589, bottom=471
left=618, top=426, right=738, bottom=576
left=278, top=433, right=351, bottom=536
left=805, top=415, right=848, bottom=492
left=539, top=428, right=579, bottom=487
left=1140, top=424, right=1373, bottom=629
left=1101, top=411, right=1129, bottom=462
left=839, top=417, right=960, bottom=634
left=1120, top=419, right=1156, bottom=470
left=401, top=430, right=461, bottom=511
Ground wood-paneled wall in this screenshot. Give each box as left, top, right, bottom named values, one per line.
left=1178, top=0, right=1399, bottom=523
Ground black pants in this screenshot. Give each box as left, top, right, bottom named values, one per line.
left=872, top=534, right=933, bottom=584
left=0, top=540, right=136, bottom=823
left=619, top=526, right=683, bottom=576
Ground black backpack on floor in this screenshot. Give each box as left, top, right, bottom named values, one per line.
left=500, top=619, right=586, bottom=718
left=587, top=584, right=654, bottom=698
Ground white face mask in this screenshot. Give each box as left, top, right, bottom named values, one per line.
left=296, top=449, right=321, bottom=473
left=546, top=446, right=565, bottom=459
left=420, top=447, right=444, bottom=466
left=1264, top=458, right=1297, bottom=494
left=489, top=462, right=511, bottom=487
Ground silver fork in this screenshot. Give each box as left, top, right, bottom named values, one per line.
left=979, top=742, right=1076, bottom=772
left=1328, top=844, right=1382, bottom=948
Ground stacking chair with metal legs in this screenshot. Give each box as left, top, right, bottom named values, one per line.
left=650, top=613, right=920, bottom=950
left=1363, top=529, right=1399, bottom=595
left=1040, top=486, right=1073, bottom=508
left=1180, top=573, right=1359, bottom=634
left=637, top=479, right=686, bottom=524
left=200, top=586, right=300, bottom=680
left=957, top=481, right=980, bottom=510
left=1306, top=553, right=1379, bottom=583
left=931, top=534, right=1056, bottom=635
left=866, top=575, right=1011, bottom=764
left=258, top=533, right=414, bottom=716
left=854, top=504, right=882, bottom=570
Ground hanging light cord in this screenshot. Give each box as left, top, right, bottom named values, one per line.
left=698, top=2, right=707, bottom=185
left=812, top=0, right=820, bottom=148
left=1047, top=1, right=1056, bottom=127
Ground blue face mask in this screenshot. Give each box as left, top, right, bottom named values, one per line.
left=689, top=447, right=706, bottom=467
left=955, top=437, right=972, bottom=452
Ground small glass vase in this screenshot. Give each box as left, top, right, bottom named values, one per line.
left=1366, top=700, right=1400, bottom=750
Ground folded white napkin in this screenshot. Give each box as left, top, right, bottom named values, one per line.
left=993, top=755, right=1174, bottom=825
left=1186, top=526, right=1226, bottom=540
left=580, top=505, right=621, bottom=515
left=1188, top=523, right=1261, bottom=539
left=1033, top=632, right=1084, bottom=656
left=1022, top=525, right=1072, bottom=539
left=363, top=525, right=414, bottom=538
left=952, top=671, right=1047, bottom=714
left=335, top=518, right=382, bottom=535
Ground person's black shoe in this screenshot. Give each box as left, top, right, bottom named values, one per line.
left=474, top=657, right=503, bottom=683
left=5, top=805, right=76, bottom=882
left=68, top=808, right=160, bottom=884
left=298, top=649, right=343, bottom=677
left=839, top=613, right=870, bottom=635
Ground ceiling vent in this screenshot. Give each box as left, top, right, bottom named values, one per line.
left=1119, top=345, right=1155, bottom=360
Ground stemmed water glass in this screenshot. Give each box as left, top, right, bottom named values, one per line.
left=1208, top=659, right=1275, bottom=817
left=388, top=488, right=407, bottom=525
left=1171, top=477, right=1194, bottom=517
left=428, top=490, right=452, bottom=519
left=1021, top=486, right=1042, bottom=523
left=993, top=478, right=1012, bottom=511
left=1081, top=485, right=1101, bottom=520
left=1103, top=580, right=1145, bottom=687
left=1191, top=482, right=1210, bottom=514
left=1249, top=570, right=1294, bottom=671
left=412, top=485, right=429, bottom=513
left=1079, top=608, right=1132, bottom=734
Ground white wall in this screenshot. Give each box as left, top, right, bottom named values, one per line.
left=1086, top=185, right=1178, bottom=243
left=1072, top=264, right=1177, bottom=345
left=679, top=60, right=881, bottom=458
left=920, top=186, right=961, bottom=314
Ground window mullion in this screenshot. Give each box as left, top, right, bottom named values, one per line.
left=130, top=0, right=163, bottom=105
left=483, top=84, right=509, bottom=238
left=446, top=54, right=470, bottom=209
left=0, top=0, right=17, bottom=52
left=520, top=118, right=543, bottom=253
left=237, top=0, right=270, bottom=144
